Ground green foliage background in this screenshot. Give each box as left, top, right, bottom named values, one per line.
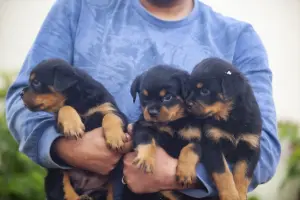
left=0, top=74, right=46, bottom=200
left=279, top=121, right=300, bottom=198
left=0, top=73, right=299, bottom=200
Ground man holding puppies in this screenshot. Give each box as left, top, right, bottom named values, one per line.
left=6, top=0, right=280, bottom=199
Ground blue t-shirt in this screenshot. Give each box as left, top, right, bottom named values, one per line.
left=6, top=0, right=280, bottom=198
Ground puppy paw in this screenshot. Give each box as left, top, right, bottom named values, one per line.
left=57, top=106, right=85, bottom=139
left=132, top=143, right=156, bottom=173
left=102, top=113, right=127, bottom=152
left=104, top=127, right=127, bottom=152
left=78, top=195, right=93, bottom=200
left=58, top=120, right=85, bottom=139
left=176, top=162, right=197, bottom=187
left=132, top=154, right=155, bottom=173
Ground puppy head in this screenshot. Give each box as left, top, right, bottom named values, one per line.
left=131, top=65, right=189, bottom=123
left=186, top=58, right=245, bottom=120
left=21, top=59, right=78, bottom=112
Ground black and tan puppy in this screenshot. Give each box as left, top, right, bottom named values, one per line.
left=21, top=58, right=129, bottom=200
left=186, top=58, right=262, bottom=200
left=126, top=65, right=202, bottom=200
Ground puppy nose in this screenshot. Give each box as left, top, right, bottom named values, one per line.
left=148, top=108, right=159, bottom=117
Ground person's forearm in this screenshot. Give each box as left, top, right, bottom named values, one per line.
left=233, top=24, right=280, bottom=187
left=6, top=87, right=68, bottom=168
left=5, top=0, right=81, bottom=168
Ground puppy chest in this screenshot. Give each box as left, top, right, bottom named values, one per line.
left=81, top=112, right=105, bottom=132
left=206, top=128, right=260, bottom=149
left=157, top=136, right=189, bottom=159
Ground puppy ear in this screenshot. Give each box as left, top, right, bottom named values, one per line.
left=172, top=72, right=190, bottom=99
left=130, top=75, right=141, bottom=103
left=53, top=66, right=78, bottom=92
left=221, top=73, right=244, bottom=100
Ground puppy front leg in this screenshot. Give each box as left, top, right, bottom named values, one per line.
left=57, top=106, right=85, bottom=138
left=233, top=134, right=260, bottom=200
left=160, top=191, right=179, bottom=200
left=102, top=112, right=127, bottom=152
left=106, top=182, right=114, bottom=200
left=176, top=143, right=201, bottom=187
left=132, top=122, right=157, bottom=173
left=62, top=171, right=81, bottom=200
left=202, top=139, right=239, bottom=200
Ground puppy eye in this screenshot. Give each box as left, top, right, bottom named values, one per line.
left=32, top=79, right=41, bottom=88
left=163, top=94, right=173, bottom=102
left=200, top=88, right=210, bottom=96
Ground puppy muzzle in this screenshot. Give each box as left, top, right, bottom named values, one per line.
left=148, top=108, right=159, bottom=117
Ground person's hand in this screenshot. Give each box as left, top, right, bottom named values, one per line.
left=53, top=126, right=133, bottom=175
left=123, top=147, right=184, bottom=193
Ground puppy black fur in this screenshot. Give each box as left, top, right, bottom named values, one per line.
left=21, top=58, right=129, bottom=200
left=186, top=58, right=262, bottom=200
left=123, top=65, right=203, bottom=200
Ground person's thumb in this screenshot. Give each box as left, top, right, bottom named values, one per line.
left=119, top=140, right=133, bottom=154
left=127, top=123, right=133, bottom=135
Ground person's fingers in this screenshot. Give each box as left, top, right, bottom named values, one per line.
left=123, top=152, right=136, bottom=165
left=123, top=133, right=132, bottom=143
left=127, top=123, right=133, bottom=135
left=118, top=140, right=133, bottom=154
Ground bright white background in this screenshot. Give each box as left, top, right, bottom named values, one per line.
left=0, top=0, right=299, bottom=199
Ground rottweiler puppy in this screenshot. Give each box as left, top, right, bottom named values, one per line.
left=186, top=58, right=262, bottom=200
left=125, top=65, right=202, bottom=200
left=20, top=58, right=129, bottom=200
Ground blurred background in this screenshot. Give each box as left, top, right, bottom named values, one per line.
left=0, top=0, right=299, bottom=199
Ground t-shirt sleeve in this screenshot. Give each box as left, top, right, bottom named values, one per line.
left=5, top=0, right=81, bottom=168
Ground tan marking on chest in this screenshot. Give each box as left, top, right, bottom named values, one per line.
left=157, top=126, right=174, bottom=137
left=239, top=134, right=260, bottom=149
left=206, top=128, right=235, bottom=144
left=206, top=128, right=260, bottom=149
left=83, top=102, right=116, bottom=116
left=179, top=127, right=201, bottom=141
